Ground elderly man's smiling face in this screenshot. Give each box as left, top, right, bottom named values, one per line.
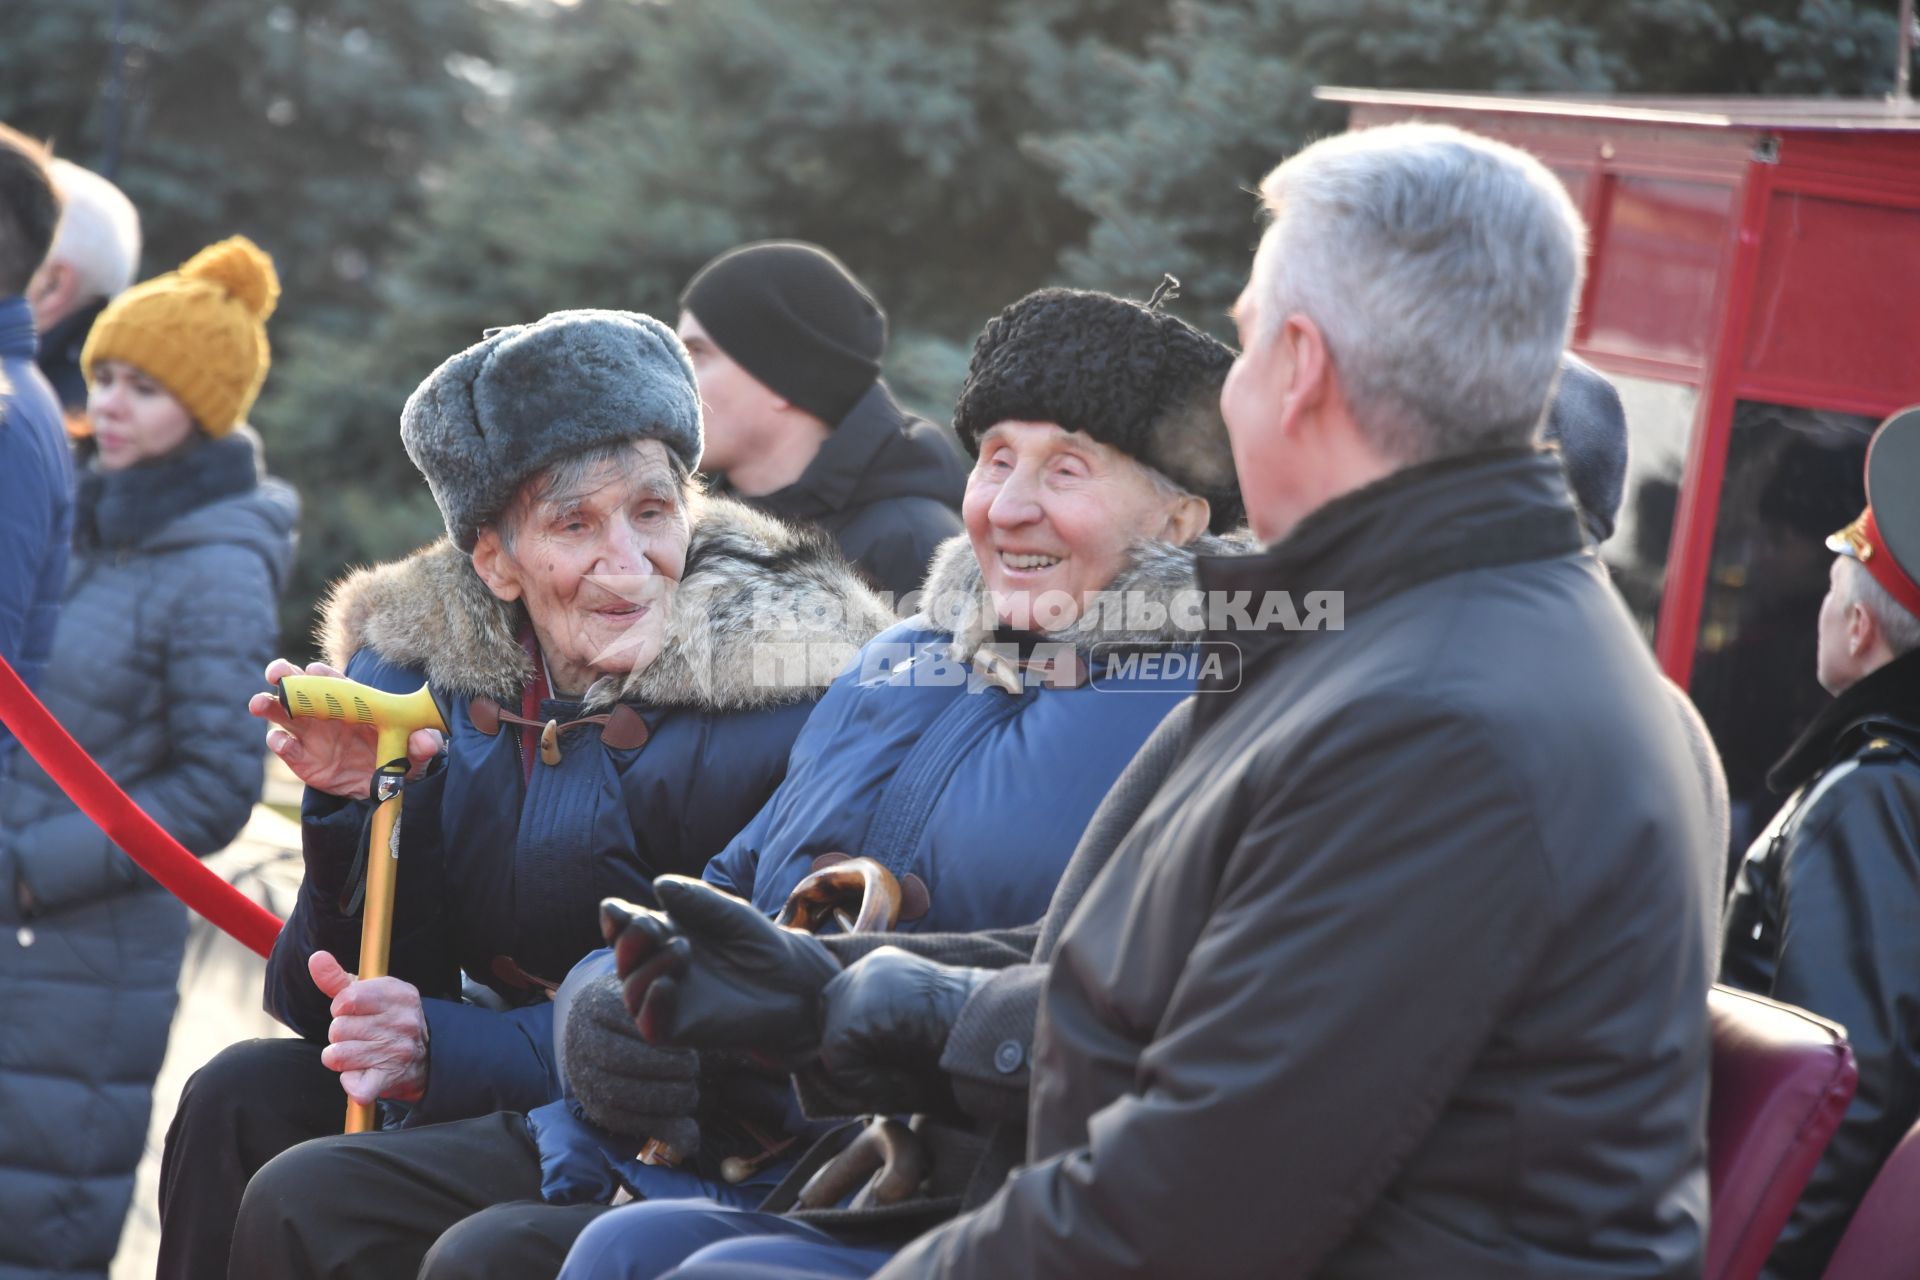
left=472, top=438, right=692, bottom=695
left=963, top=420, right=1206, bottom=632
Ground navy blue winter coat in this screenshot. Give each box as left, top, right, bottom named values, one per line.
left=527, top=530, right=1240, bottom=1204
left=263, top=499, right=893, bottom=1125
left=0, top=295, right=72, bottom=786
left=0, top=429, right=295, bottom=1280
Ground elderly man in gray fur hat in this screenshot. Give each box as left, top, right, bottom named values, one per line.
left=156, top=310, right=895, bottom=1280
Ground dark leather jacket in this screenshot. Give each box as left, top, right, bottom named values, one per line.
left=1721, top=649, right=1920, bottom=1279
left=889, top=449, right=1717, bottom=1278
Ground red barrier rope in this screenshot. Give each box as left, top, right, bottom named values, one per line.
left=0, top=654, right=284, bottom=957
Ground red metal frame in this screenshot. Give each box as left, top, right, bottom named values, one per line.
left=1654, top=160, right=1773, bottom=688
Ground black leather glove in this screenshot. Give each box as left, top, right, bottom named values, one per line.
left=561, top=974, right=702, bottom=1152
left=601, top=876, right=842, bottom=1062
left=813, top=946, right=991, bottom=1114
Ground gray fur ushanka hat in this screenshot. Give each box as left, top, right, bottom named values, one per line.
left=952, top=287, right=1244, bottom=533
left=401, top=309, right=704, bottom=551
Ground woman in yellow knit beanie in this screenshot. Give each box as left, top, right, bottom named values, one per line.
left=80, top=234, right=278, bottom=465
left=0, top=234, right=298, bottom=1279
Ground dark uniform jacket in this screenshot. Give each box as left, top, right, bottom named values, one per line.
left=1721, top=648, right=1920, bottom=1279
left=264, top=499, right=894, bottom=1125
left=729, top=383, right=965, bottom=602
left=886, top=449, right=1717, bottom=1279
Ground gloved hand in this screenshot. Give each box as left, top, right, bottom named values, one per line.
left=601, top=875, right=842, bottom=1062
left=813, top=946, right=990, bottom=1114
left=561, top=974, right=702, bottom=1152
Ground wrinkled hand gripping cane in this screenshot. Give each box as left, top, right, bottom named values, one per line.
left=276, top=675, right=447, bottom=1131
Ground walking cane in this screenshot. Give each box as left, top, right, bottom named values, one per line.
left=277, top=675, right=448, bottom=1133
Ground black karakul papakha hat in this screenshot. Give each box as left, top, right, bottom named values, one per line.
left=952, top=287, right=1243, bottom=532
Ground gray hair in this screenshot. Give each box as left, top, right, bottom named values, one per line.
left=46, top=159, right=140, bottom=302
left=1140, top=458, right=1197, bottom=506
left=1253, top=123, right=1587, bottom=463
left=1837, top=556, right=1920, bottom=657
left=497, top=438, right=697, bottom=550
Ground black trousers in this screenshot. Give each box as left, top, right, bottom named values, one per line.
left=229, top=1108, right=608, bottom=1280
left=158, top=1037, right=344, bottom=1280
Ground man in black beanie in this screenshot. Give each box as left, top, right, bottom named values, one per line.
left=678, top=241, right=966, bottom=602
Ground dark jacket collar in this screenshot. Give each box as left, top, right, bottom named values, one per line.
left=37, top=297, right=107, bottom=386
left=73, top=431, right=261, bottom=551
left=1767, top=648, right=1920, bottom=793
left=746, top=382, right=965, bottom=524
left=1197, top=448, right=1588, bottom=680
left=0, top=295, right=36, bottom=359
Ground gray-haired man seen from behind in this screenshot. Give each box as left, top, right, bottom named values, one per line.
left=611, top=122, right=1716, bottom=1279
left=26, top=158, right=140, bottom=419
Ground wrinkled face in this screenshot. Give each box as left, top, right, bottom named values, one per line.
left=1221, top=235, right=1297, bottom=544
left=475, top=439, right=693, bottom=691
left=1816, top=555, right=1866, bottom=695
left=88, top=359, right=198, bottom=470
left=963, top=420, right=1196, bottom=632
left=677, top=310, right=781, bottom=479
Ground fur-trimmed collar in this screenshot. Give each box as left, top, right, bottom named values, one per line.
left=318, top=495, right=896, bottom=712
left=916, top=528, right=1258, bottom=664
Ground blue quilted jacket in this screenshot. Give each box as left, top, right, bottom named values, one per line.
left=0, top=428, right=295, bottom=1279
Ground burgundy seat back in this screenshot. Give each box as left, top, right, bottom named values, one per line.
left=1819, top=1114, right=1920, bottom=1280
left=1708, top=984, right=1858, bottom=1280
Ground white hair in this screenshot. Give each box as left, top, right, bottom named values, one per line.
left=46, top=159, right=141, bottom=302
left=1253, top=123, right=1587, bottom=462
left=1837, top=555, right=1920, bottom=657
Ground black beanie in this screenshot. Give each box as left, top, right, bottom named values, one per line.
left=953, top=287, right=1244, bottom=533
left=679, top=241, right=886, bottom=426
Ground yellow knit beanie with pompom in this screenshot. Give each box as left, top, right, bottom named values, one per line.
left=81, top=235, right=280, bottom=436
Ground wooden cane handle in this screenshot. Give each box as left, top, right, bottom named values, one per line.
left=851, top=1117, right=929, bottom=1209
left=796, top=1117, right=927, bottom=1210
left=774, top=857, right=903, bottom=935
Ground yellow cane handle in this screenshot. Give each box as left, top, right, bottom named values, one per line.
left=278, top=677, right=447, bottom=773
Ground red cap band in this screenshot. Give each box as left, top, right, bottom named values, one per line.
left=1855, top=507, right=1920, bottom=621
